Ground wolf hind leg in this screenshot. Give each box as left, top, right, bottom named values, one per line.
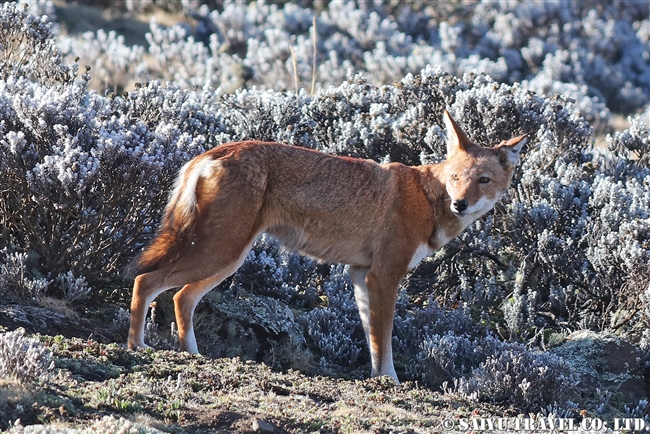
left=129, top=161, right=269, bottom=352
left=129, top=236, right=256, bottom=353
left=173, top=249, right=252, bottom=354
left=128, top=269, right=187, bottom=350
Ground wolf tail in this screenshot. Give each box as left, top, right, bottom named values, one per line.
left=131, top=157, right=210, bottom=276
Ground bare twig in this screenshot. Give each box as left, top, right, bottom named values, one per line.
left=289, top=45, right=299, bottom=94
left=311, top=16, right=318, bottom=95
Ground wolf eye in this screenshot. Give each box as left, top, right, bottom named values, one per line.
left=479, top=177, right=490, bottom=184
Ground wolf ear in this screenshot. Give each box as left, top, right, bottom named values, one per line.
left=495, top=135, right=528, bottom=169
left=443, top=110, right=473, bottom=155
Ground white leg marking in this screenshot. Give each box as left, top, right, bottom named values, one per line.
left=178, top=240, right=257, bottom=354
left=350, top=267, right=399, bottom=383
left=176, top=277, right=219, bottom=354
left=185, top=327, right=198, bottom=354
left=380, top=334, right=398, bottom=383
left=350, top=267, right=371, bottom=347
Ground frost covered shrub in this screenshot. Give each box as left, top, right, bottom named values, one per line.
left=593, top=117, right=650, bottom=338
left=208, top=88, right=310, bottom=146
left=18, top=0, right=57, bottom=28
left=0, top=249, right=50, bottom=298
left=393, top=298, right=477, bottom=354
left=231, top=235, right=322, bottom=305
left=233, top=240, right=289, bottom=299
left=210, top=69, right=514, bottom=165
left=606, top=116, right=650, bottom=176
left=55, top=271, right=90, bottom=303
left=0, top=3, right=74, bottom=86
left=391, top=299, right=578, bottom=410
left=145, top=21, right=223, bottom=91
left=410, top=331, right=480, bottom=388
left=0, top=328, right=54, bottom=383
left=393, top=298, right=480, bottom=384
left=0, top=16, right=221, bottom=295
left=406, top=328, right=578, bottom=411
left=454, top=337, right=578, bottom=412
left=0, top=76, right=212, bottom=294
left=297, top=265, right=365, bottom=370
left=111, top=307, right=131, bottom=339
left=49, top=0, right=648, bottom=134
left=393, top=300, right=578, bottom=404
left=57, top=29, right=147, bottom=93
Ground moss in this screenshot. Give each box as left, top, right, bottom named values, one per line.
left=551, top=330, right=647, bottom=410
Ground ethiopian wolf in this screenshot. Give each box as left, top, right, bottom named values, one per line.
left=127, top=110, right=527, bottom=382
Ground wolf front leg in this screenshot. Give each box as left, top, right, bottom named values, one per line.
left=350, top=265, right=402, bottom=383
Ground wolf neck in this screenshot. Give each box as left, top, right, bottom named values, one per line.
left=417, top=163, right=476, bottom=251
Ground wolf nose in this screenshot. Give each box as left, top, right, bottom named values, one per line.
left=453, top=200, right=468, bottom=213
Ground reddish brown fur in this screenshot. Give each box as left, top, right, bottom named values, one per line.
left=128, top=110, right=527, bottom=382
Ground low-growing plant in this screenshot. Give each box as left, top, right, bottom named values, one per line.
left=55, top=271, right=90, bottom=303
left=452, top=336, right=579, bottom=412
left=410, top=331, right=480, bottom=387
left=0, top=328, right=54, bottom=383
left=0, top=249, right=50, bottom=298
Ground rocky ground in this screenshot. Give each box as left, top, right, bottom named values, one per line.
left=1, top=302, right=649, bottom=433
left=0, top=326, right=501, bottom=433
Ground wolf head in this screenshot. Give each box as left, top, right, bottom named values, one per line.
left=442, top=110, right=527, bottom=217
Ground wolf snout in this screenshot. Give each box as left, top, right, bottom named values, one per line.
left=451, top=199, right=468, bottom=214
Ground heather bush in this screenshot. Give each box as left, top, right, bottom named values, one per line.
left=0, top=3, right=72, bottom=86
left=57, top=28, right=146, bottom=94
left=297, top=265, right=365, bottom=370
left=453, top=336, right=578, bottom=412
left=0, top=328, right=54, bottom=383
left=231, top=235, right=321, bottom=305
left=46, top=0, right=647, bottom=134
left=410, top=331, right=480, bottom=387
left=55, top=271, right=90, bottom=303
left=0, top=74, right=212, bottom=296
left=393, top=298, right=477, bottom=356
left=408, top=333, right=581, bottom=412
left=0, top=6, right=217, bottom=295
left=392, top=299, right=578, bottom=412
left=0, top=250, right=50, bottom=298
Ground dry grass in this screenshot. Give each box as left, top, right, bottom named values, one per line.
left=0, top=335, right=510, bottom=433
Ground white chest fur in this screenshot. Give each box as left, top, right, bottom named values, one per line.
left=433, top=227, right=455, bottom=250
left=408, top=243, right=435, bottom=270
